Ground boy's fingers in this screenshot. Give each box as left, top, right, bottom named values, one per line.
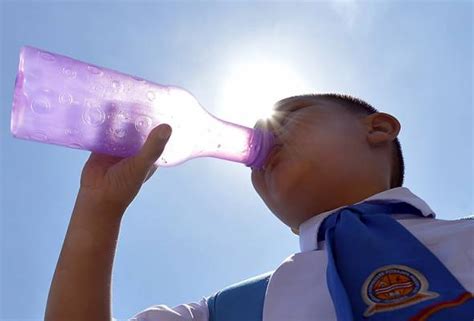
left=133, top=124, right=172, bottom=175
left=144, top=164, right=158, bottom=183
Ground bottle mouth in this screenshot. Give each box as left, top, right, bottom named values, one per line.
left=245, top=127, right=275, bottom=169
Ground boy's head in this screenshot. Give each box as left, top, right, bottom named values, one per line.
left=251, top=94, right=404, bottom=233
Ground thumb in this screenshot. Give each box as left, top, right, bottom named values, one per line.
left=134, top=124, right=172, bottom=170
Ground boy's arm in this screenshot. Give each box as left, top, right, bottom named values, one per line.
left=45, top=191, right=125, bottom=321
left=45, top=124, right=172, bottom=321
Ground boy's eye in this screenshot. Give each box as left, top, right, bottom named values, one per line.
left=276, top=118, right=287, bottom=128
left=275, top=112, right=291, bottom=127
left=268, top=116, right=290, bottom=135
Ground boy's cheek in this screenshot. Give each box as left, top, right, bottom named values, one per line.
left=251, top=169, right=264, bottom=191
left=251, top=169, right=275, bottom=205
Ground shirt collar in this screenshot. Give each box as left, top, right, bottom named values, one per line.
left=298, top=187, right=436, bottom=253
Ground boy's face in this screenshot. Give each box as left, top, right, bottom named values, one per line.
left=251, top=97, right=397, bottom=230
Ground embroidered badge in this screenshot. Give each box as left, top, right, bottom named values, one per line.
left=362, top=265, right=439, bottom=317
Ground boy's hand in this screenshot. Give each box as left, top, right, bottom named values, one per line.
left=78, top=124, right=172, bottom=211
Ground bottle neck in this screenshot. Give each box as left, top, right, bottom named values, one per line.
left=196, top=117, right=274, bottom=168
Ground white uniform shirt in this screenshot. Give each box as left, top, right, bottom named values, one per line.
left=126, top=187, right=474, bottom=321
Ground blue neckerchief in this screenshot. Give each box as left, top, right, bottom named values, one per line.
left=318, top=200, right=474, bottom=321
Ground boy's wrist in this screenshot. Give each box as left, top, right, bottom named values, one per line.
left=76, top=188, right=128, bottom=218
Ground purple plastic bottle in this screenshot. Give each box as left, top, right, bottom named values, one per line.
left=10, top=46, right=274, bottom=168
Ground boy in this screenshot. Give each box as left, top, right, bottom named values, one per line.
left=45, top=94, right=473, bottom=321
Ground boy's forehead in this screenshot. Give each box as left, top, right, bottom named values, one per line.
left=273, top=96, right=348, bottom=116
left=273, top=96, right=318, bottom=113
left=272, top=97, right=337, bottom=119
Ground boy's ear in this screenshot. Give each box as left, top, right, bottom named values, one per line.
left=365, top=112, right=401, bottom=146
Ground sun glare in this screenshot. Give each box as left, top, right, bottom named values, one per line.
left=218, top=60, right=310, bottom=127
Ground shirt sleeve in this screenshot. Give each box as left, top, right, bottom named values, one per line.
left=120, top=296, right=209, bottom=321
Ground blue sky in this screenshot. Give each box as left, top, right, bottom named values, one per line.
left=0, top=1, right=472, bottom=320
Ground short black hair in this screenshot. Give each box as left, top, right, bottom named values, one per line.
left=279, top=93, right=404, bottom=188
